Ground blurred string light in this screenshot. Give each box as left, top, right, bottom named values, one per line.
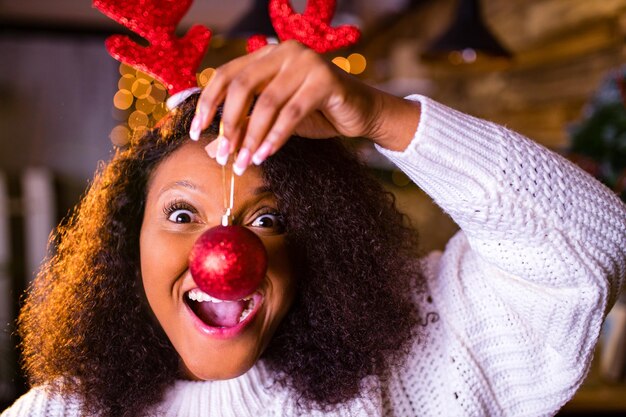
left=448, top=48, right=478, bottom=65
left=332, top=53, right=367, bottom=75
left=391, top=170, right=411, bottom=187
left=110, top=64, right=216, bottom=146
left=110, top=63, right=166, bottom=146
left=110, top=53, right=366, bottom=146
left=198, top=67, right=216, bottom=87
left=332, top=56, right=351, bottom=73
left=422, top=0, right=511, bottom=64
left=109, top=124, right=131, bottom=147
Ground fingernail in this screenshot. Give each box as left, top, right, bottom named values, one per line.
left=216, top=137, right=230, bottom=166
left=233, top=148, right=251, bottom=176
left=189, top=117, right=201, bottom=141
left=205, top=143, right=216, bottom=159
left=252, top=142, right=273, bottom=165
left=228, top=138, right=237, bottom=154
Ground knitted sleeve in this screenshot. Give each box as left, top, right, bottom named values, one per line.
left=1, top=386, right=81, bottom=417
left=376, top=95, right=626, bottom=416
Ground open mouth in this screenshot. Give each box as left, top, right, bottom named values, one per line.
left=184, top=288, right=261, bottom=329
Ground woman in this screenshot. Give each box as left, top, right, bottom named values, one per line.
left=3, top=41, right=625, bottom=417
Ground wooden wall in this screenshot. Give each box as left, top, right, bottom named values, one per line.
left=363, top=0, right=626, bottom=149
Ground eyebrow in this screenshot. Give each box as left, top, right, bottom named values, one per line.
left=253, top=185, right=272, bottom=195
left=159, top=180, right=197, bottom=195
left=159, top=181, right=271, bottom=198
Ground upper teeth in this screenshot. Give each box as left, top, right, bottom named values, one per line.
left=187, top=288, right=252, bottom=303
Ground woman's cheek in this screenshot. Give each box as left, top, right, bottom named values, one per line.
left=139, top=222, right=197, bottom=300
left=263, top=235, right=295, bottom=316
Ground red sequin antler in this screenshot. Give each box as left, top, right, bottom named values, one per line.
left=93, top=0, right=211, bottom=95
left=247, top=0, right=361, bottom=54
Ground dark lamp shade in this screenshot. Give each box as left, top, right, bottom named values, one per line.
left=423, top=0, right=511, bottom=60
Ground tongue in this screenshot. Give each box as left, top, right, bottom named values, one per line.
left=195, top=300, right=246, bottom=327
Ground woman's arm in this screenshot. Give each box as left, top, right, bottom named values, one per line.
left=379, top=94, right=624, bottom=303
left=378, top=94, right=626, bottom=416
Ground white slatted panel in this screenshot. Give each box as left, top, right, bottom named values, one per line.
left=22, top=167, right=55, bottom=283
left=0, top=171, right=14, bottom=400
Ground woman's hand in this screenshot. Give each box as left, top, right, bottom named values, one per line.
left=189, top=40, right=420, bottom=175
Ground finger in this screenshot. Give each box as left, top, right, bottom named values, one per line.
left=215, top=135, right=231, bottom=166
left=212, top=122, right=228, bottom=164
left=237, top=67, right=308, bottom=163
left=293, top=110, right=338, bottom=139
left=234, top=79, right=327, bottom=174
left=219, top=118, right=249, bottom=167
left=189, top=45, right=276, bottom=140
left=219, top=55, right=285, bottom=153
left=205, top=138, right=218, bottom=159
left=256, top=80, right=328, bottom=163
left=189, top=68, right=232, bottom=141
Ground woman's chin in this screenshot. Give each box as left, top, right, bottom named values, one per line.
left=180, top=356, right=257, bottom=381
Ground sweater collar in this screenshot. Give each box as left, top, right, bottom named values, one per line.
left=153, top=361, right=383, bottom=416
left=157, top=361, right=276, bottom=417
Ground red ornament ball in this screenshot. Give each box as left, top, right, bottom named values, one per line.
left=189, top=225, right=267, bottom=301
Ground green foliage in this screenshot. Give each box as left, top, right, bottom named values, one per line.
left=568, top=68, right=626, bottom=202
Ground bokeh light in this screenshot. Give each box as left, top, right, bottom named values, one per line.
left=119, top=63, right=135, bottom=76
left=128, top=110, right=149, bottom=130
left=112, top=65, right=170, bottom=145
left=118, top=73, right=136, bottom=91
left=448, top=48, right=478, bottom=65
left=110, top=124, right=131, bottom=147
left=113, top=89, right=134, bottom=110
left=136, top=96, right=157, bottom=115
left=391, top=170, right=411, bottom=187
left=461, top=48, right=477, bottom=63
left=347, top=53, right=367, bottom=74
left=131, top=78, right=152, bottom=99
left=150, top=83, right=167, bottom=102
left=152, top=102, right=168, bottom=121
left=332, top=57, right=351, bottom=73
left=135, top=70, right=153, bottom=81
left=198, top=67, right=215, bottom=87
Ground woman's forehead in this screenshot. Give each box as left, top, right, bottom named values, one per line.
left=147, top=141, right=265, bottom=200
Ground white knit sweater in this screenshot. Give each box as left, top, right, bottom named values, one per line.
left=3, top=95, right=625, bottom=417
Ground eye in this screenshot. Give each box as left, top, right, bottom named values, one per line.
left=164, top=200, right=197, bottom=224
left=250, top=212, right=285, bottom=232
left=168, top=209, right=194, bottom=224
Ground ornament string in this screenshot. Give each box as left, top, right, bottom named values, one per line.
left=220, top=121, right=236, bottom=226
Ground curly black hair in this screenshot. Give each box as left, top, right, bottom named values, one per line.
left=18, top=94, right=424, bottom=417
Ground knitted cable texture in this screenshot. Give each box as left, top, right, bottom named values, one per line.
left=3, top=95, right=624, bottom=417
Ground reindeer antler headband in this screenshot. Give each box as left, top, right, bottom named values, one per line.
left=93, top=0, right=361, bottom=108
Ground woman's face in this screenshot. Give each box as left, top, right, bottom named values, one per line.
left=139, top=139, right=294, bottom=380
